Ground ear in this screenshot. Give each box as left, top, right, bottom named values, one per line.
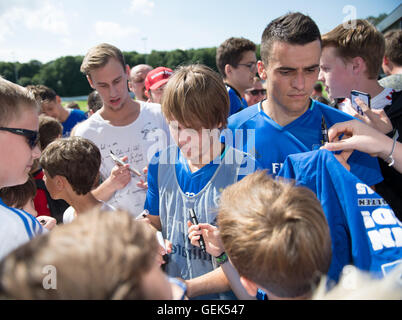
left=55, top=95, right=62, bottom=105
left=125, top=64, right=131, bottom=77
left=87, top=75, right=95, bottom=89
left=257, top=60, right=267, bottom=80
left=383, top=55, right=389, bottom=66
left=54, top=175, right=67, bottom=192
left=351, top=56, right=366, bottom=76
left=240, top=276, right=259, bottom=297
left=224, top=64, right=232, bottom=78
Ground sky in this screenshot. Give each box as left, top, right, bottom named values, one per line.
left=0, top=0, right=400, bottom=64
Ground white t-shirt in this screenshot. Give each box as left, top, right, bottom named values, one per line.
left=73, top=101, right=170, bottom=217
left=0, top=199, right=45, bottom=260
left=338, top=88, right=394, bottom=115
left=63, top=202, right=116, bottom=224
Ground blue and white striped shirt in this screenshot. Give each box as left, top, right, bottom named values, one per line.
left=0, top=198, right=45, bottom=261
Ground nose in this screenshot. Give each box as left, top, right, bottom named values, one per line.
left=292, top=73, right=305, bottom=91
left=318, top=69, right=325, bottom=83
left=109, top=84, right=118, bottom=97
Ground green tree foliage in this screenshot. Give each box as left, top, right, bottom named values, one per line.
left=366, top=13, right=387, bottom=26
left=0, top=46, right=256, bottom=96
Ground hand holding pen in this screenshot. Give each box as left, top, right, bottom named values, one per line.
left=110, top=150, right=142, bottom=177
left=188, top=209, right=207, bottom=253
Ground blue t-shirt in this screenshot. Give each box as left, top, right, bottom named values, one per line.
left=62, top=109, right=87, bottom=137
left=227, top=85, right=248, bottom=117
left=225, top=100, right=383, bottom=187
left=278, top=149, right=402, bottom=282
left=145, top=145, right=262, bottom=216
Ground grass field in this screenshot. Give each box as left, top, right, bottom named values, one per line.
left=62, top=99, right=88, bottom=112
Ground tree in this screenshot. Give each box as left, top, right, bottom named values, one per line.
left=366, top=13, right=387, bottom=26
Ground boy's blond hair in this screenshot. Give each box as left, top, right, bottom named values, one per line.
left=218, top=170, right=332, bottom=298
left=0, top=77, right=39, bottom=126
left=161, top=64, right=229, bottom=130
left=322, top=19, right=385, bottom=79
left=80, top=43, right=126, bottom=77
left=0, top=208, right=159, bottom=299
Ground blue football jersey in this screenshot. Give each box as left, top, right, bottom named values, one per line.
left=278, top=149, right=402, bottom=282
left=227, top=85, right=248, bottom=117
left=145, top=145, right=261, bottom=216
left=226, top=100, right=383, bottom=186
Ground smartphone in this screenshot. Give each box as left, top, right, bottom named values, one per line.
left=351, top=90, right=371, bottom=116
left=109, top=150, right=142, bottom=177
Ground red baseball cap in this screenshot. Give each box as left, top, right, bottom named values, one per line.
left=145, top=67, right=173, bottom=91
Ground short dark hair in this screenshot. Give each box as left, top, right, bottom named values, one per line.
left=38, top=114, right=63, bottom=150
left=87, top=90, right=103, bottom=112
left=0, top=176, right=37, bottom=209
left=40, top=136, right=101, bottom=195
left=216, top=37, right=256, bottom=78
left=27, top=85, right=57, bottom=103
left=260, top=12, right=321, bottom=66
left=384, top=29, right=402, bottom=66
left=313, top=82, right=323, bottom=92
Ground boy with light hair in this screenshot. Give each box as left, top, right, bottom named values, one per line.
left=189, top=170, right=332, bottom=300
left=74, top=43, right=170, bottom=217
left=145, top=64, right=260, bottom=299
left=319, top=19, right=402, bottom=220
left=0, top=77, right=45, bottom=260
left=0, top=208, right=176, bottom=300
left=319, top=19, right=393, bottom=113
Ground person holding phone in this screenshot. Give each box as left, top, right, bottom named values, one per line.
left=318, top=19, right=402, bottom=220
left=318, top=19, right=399, bottom=116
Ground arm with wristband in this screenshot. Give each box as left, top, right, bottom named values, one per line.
left=187, top=222, right=255, bottom=299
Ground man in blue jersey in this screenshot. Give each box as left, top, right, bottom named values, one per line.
left=226, top=12, right=383, bottom=188
left=28, top=85, right=87, bottom=137
left=144, top=64, right=260, bottom=299
left=216, top=37, right=257, bottom=117
left=0, top=77, right=45, bottom=260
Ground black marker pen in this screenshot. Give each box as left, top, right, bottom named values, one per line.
left=321, top=115, right=329, bottom=145
left=189, top=209, right=206, bottom=253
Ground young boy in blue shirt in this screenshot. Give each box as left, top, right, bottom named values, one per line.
left=145, top=64, right=260, bottom=299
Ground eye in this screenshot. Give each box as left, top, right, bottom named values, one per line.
left=306, top=68, right=317, bottom=73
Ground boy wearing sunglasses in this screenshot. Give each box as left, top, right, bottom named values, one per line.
left=244, top=77, right=266, bottom=107
left=0, top=77, right=46, bottom=260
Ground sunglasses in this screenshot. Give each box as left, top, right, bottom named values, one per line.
left=0, top=127, right=39, bottom=149
left=245, top=89, right=266, bottom=96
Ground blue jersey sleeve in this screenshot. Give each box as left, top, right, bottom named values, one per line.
left=144, top=152, right=160, bottom=216
left=228, top=87, right=248, bottom=117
